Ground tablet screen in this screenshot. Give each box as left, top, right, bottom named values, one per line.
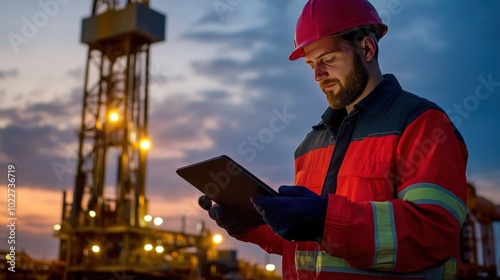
left=176, top=155, right=278, bottom=227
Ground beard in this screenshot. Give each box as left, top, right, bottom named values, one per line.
left=320, top=51, right=369, bottom=110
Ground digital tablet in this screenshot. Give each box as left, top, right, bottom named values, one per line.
left=176, top=155, right=278, bottom=227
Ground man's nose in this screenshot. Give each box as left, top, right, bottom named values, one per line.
left=314, top=63, right=328, bottom=81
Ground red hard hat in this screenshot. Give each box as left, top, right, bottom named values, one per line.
left=289, top=0, right=388, bottom=61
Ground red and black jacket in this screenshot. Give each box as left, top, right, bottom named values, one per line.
left=239, top=74, right=468, bottom=279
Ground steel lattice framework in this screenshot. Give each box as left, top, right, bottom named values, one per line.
left=55, top=2, right=214, bottom=279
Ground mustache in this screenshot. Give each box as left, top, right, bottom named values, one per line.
left=320, top=78, right=341, bottom=90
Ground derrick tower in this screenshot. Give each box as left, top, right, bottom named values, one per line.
left=55, top=1, right=213, bottom=279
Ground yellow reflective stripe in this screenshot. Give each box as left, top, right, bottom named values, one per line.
left=295, top=250, right=352, bottom=272
left=296, top=251, right=456, bottom=278
left=371, top=201, right=397, bottom=271
left=399, top=183, right=466, bottom=225
left=316, top=251, right=426, bottom=278
left=294, top=250, right=317, bottom=271
left=424, top=258, right=458, bottom=279
left=316, top=252, right=351, bottom=269
left=443, top=258, right=457, bottom=280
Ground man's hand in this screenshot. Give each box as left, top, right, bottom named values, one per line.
left=198, top=195, right=255, bottom=238
left=251, top=185, right=327, bottom=242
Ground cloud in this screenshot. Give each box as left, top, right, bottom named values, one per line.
left=0, top=87, right=82, bottom=189
left=66, top=67, right=83, bottom=80
left=0, top=186, right=63, bottom=257
left=192, top=58, right=246, bottom=84
left=195, top=10, right=224, bottom=25
left=0, top=86, right=81, bottom=128
left=0, top=69, right=18, bottom=80
left=149, top=66, right=184, bottom=89
left=393, top=17, right=446, bottom=51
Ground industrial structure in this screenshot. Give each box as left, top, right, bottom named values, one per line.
left=457, top=183, right=500, bottom=279
left=52, top=1, right=217, bottom=279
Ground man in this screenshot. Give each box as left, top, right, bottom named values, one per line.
left=199, top=0, right=468, bottom=279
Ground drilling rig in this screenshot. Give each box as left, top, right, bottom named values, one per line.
left=54, top=1, right=214, bottom=279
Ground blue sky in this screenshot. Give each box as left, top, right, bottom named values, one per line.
left=0, top=0, right=499, bottom=272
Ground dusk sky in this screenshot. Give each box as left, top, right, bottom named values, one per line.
left=0, top=0, right=499, bottom=272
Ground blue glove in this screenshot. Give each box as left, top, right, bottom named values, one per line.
left=251, top=185, right=327, bottom=242
left=198, top=195, right=254, bottom=238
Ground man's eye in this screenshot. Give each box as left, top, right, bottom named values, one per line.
left=324, top=57, right=335, bottom=63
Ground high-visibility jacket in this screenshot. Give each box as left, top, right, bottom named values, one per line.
left=239, top=74, right=468, bottom=279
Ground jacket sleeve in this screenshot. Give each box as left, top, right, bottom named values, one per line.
left=236, top=225, right=284, bottom=255
left=320, top=109, right=468, bottom=272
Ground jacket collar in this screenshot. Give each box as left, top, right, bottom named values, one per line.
left=354, top=74, right=402, bottom=114
left=313, top=74, right=402, bottom=131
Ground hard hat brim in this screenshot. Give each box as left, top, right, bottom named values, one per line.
left=288, top=23, right=388, bottom=61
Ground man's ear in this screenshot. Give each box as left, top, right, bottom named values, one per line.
left=360, top=35, right=377, bottom=62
